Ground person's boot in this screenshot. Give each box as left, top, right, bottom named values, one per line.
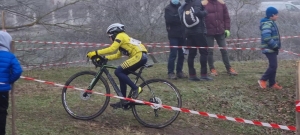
left=168, top=73, right=177, bottom=80
left=188, top=75, right=200, bottom=81
left=270, top=83, right=282, bottom=90
left=176, top=72, right=188, bottom=79
left=227, top=67, right=238, bottom=76
left=258, top=80, right=267, bottom=89
left=132, top=87, right=142, bottom=99
left=210, top=68, right=218, bottom=76
left=200, top=75, right=213, bottom=81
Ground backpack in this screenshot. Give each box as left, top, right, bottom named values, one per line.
left=182, top=2, right=199, bottom=28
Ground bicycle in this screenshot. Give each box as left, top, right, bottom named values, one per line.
left=61, top=56, right=182, bottom=128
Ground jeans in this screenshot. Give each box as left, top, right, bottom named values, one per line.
left=0, top=91, right=8, bottom=135
left=167, top=37, right=185, bottom=74
left=186, top=34, right=208, bottom=76
left=261, top=53, right=278, bottom=87
left=206, top=34, right=231, bottom=70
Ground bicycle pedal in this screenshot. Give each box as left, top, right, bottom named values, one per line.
left=110, top=104, right=122, bottom=109
left=110, top=105, right=118, bottom=109
left=122, top=106, right=131, bottom=110
left=122, top=102, right=132, bottom=110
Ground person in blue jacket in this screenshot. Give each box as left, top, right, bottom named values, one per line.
left=0, top=31, right=22, bottom=135
left=257, top=7, right=282, bottom=90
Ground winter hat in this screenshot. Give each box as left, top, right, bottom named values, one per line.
left=0, top=31, right=12, bottom=52
left=266, top=7, right=278, bottom=18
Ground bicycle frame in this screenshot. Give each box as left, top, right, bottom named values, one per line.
left=87, top=64, right=150, bottom=98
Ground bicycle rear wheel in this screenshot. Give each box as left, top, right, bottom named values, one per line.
left=132, top=79, right=182, bottom=128
left=62, top=71, right=110, bottom=120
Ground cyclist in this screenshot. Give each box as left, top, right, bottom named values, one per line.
left=86, top=23, right=148, bottom=109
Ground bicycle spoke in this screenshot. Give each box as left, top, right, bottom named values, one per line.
left=62, top=71, right=110, bottom=120
left=132, top=79, right=182, bottom=128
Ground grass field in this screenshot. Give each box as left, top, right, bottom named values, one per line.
left=4, top=60, right=298, bottom=135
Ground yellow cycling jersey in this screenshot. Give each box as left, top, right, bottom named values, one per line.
left=96, top=32, right=148, bottom=60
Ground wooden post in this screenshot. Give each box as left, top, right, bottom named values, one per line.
left=1, top=11, right=5, bottom=30
left=297, top=61, right=300, bottom=135
left=2, top=10, right=16, bottom=135
left=10, top=41, right=16, bottom=135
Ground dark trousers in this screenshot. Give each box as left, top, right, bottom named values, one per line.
left=261, top=53, right=278, bottom=87
left=206, top=34, right=231, bottom=70
left=167, top=37, right=185, bottom=74
left=115, top=54, right=147, bottom=97
left=186, top=34, right=208, bottom=76
left=0, top=91, right=9, bottom=135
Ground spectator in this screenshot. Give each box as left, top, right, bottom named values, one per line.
left=258, top=7, right=282, bottom=90
left=202, top=0, right=238, bottom=76
left=164, top=0, right=187, bottom=80
left=0, top=31, right=23, bottom=135
left=179, top=0, right=213, bottom=81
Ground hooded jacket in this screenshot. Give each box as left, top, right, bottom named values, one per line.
left=260, top=18, right=281, bottom=54
left=178, top=0, right=207, bottom=35
left=164, top=1, right=185, bottom=38
left=202, top=0, right=230, bottom=36
left=0, top=31, right=22, bottom=91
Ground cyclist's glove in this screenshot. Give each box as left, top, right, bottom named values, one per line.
left=86, top=51, right=98, bottom=59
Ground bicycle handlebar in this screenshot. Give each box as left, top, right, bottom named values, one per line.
left=90, top=56, right=108, bottom=68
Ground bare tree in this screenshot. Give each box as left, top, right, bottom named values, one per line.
left=7, top=0, right=300, bottom=69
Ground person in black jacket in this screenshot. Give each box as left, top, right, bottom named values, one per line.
left=178, top=0, right=213, bottom=81
left=164, top=0, right=187, bottom=80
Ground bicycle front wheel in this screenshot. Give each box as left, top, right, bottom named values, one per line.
left=62, top=71, right=110, bottom=120
left=132, top=79, right=182, bottom=128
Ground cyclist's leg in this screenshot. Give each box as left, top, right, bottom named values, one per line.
left=115, top=52, right=147, bottom=98
left=112, top=68, right=131, bottom=108
left=115, top=67, right=128, bottom=97
left=111, top=68, right=132, bottom=109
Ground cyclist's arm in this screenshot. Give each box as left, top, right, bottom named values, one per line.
left=96, top=38, right=122, bottom=55
left=105, top=50, right=122, bottom=60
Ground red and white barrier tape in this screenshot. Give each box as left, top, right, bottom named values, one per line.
left=147, top=47, right=300, bottom=57
left=21, top=51, right=170, bottom=69
left=16, top=43, right=261, bottom=52
left=296, top=101, right=300, bottom=112
left=146, top=41, right=259, bottom=48
left=13, top=35, right=300, bottom=46
left=13, top=40, right=170, bottom=47
left=22, top=60, right=87, bottom=69
left=146, top=46, right=262, bottom=50
left=16, top=45, right=109, bottom=51
left=226, top=35, right=300, bottom=41
left=16, top=36, right=300, bottom=51
left=21, top=49, right=300, bottom=69
left=9, top=40, right=206, bottom=45
left=281, top=50, right=300, bottom=56
left=15, top=41, right=259, bottom=51
left=14, top=41, right=111, bottom=46
left=20, top=76, right=296, bottom=131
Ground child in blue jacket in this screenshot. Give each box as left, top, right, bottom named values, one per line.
left=257, top=7, right=282, bottom=90
left=0, top=31, right=22, bottom=134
